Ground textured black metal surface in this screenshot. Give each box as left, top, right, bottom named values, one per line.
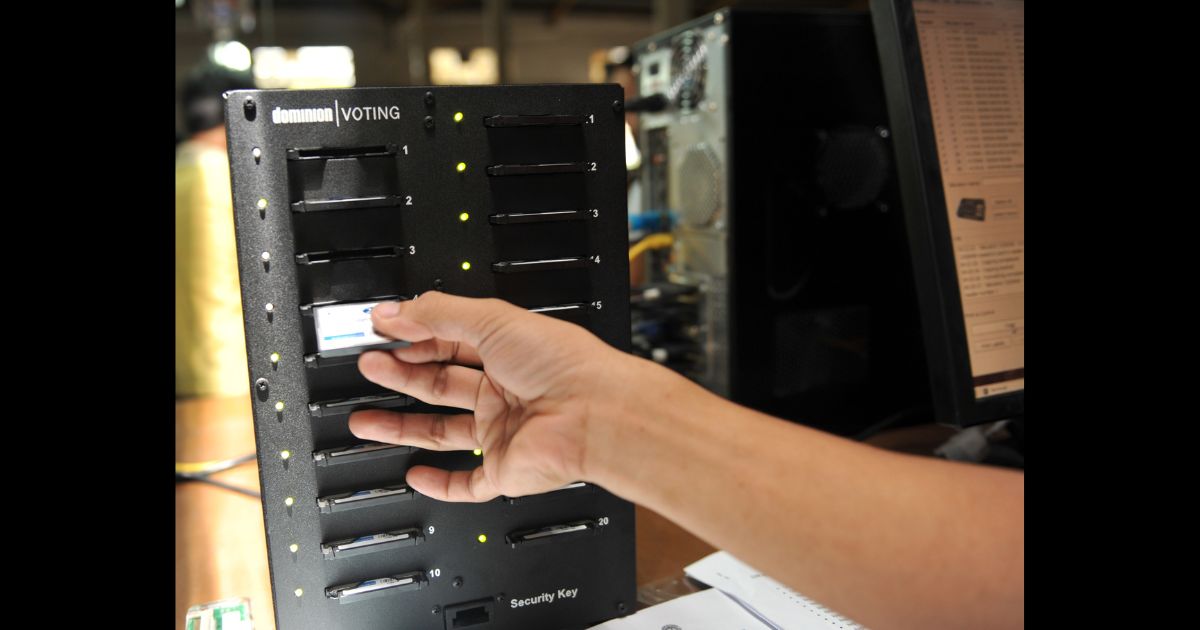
left=225, top=85, right=635, bottom=630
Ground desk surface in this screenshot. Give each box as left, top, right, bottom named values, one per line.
left=175, top=396, right=716, bottom=629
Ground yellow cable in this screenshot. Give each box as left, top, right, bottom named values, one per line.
left=628, top=233, right=674, bottom=261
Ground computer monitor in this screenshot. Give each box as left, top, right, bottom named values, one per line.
left=871, top=0, right=1024, bottom=426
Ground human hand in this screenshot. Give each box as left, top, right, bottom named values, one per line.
left=348, top=292, right=632, bottom=502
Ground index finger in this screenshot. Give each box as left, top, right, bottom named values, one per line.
left=406, top=465, right=499, bottom=503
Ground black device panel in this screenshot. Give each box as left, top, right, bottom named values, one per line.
left=226, top=85, right=635, bottom=630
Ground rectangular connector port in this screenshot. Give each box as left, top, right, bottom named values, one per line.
left=295, top=246, right=406, bottom=265
left=313, top=442, right=415, bottom=467
left=504, top=482, right=592, bottom=505
left=317, top=484, right=414, bottom=514
left=308, top=393, right=412, bottom=418
left=325, top=570, right=426, bottom=604
left=288, top=144, right=398, bottom=161
left=489, top=209, right=590, bottom=225
left=321, top=527, right=424, bottom=560
left=443, top=598, right=495, bottom=628
left=529, top=303, right=588, bottom=316
left=491, top=256, right=594, bottom=274
left=291, top=195, right=406, bottom=213
left=484, top=114, right=587, bottom=127
left=505, top=519, right=600, bottom=548
left=486, top=162, right=593, bottom=177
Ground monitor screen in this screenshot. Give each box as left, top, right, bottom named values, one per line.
left=913, top=0, right=1024, bottom=400
left=871, top=0, right=1024, bottom=424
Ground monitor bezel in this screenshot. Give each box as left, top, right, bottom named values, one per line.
left=870, top=0, right=1024, bottom=426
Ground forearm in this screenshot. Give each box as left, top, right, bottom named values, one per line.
left=585, top=355, right=1024, bottom=629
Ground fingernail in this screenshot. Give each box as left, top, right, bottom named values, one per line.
left=373, top=301, right=403, bottom=318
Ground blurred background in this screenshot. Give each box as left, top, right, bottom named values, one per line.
left=176, top=0, right=866, bottom=138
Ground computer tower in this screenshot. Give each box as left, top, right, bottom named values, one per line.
left=634, top=9, right=930, bottom=435
left=224, top=85, right=635, bottom=629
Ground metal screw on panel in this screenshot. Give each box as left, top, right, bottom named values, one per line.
left=433, top=278, right=444, bottom=290
left=424, top=115, right=435, bottom=129
left=452, top=576, right=464, bottom=588
left=261, top=251, right=271, bottom=262
left=244, top=97, right=257, bottom=120
left=616, top=601, right=628, bottom=613
left=425, top=91, right=435, bottom=106
left=714, top=12, right=725, bottom=24
left=877, top=126, right=891, bottom=138
left=612, top=100, right=623, bottom=113
left=495, top=593, right=505, bottom=603
left=265, top=303, right=275, bottom=313
left=432, top=606, right=440, bottom=615
left=252, top=147, right=262, bottom=162
left=878, top=202, right=890, bottom=213
left=255, top=378, right=269, bottom=393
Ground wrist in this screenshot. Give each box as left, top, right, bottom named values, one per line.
left=579, top=351, right=707, bottom=498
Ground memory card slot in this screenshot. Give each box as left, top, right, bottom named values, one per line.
left=505, top=482, right=593, bottom=505
left=296, top=258, right=407, bottom=305
left=291, top=196, right=405, bottom=213
left=317, top=483, right=415, bottom=514
left=506, top=519, right=600, bottom=548
left=298, top=296, right=411, bottom=367
left=494, top=268, right=593, bottom=309
left=529, top=303, right=589, bottom=315
left=489, top=209, right=589, bottom=225
left=321, top=527, right=423, bottom=560
left=326, top=570, right=427, bottom=604
left=529, top=302, right=591, bottom=325
left=300, top=295, right=406, bottom=316
left=296, top=246, right=405, bottom=265
left=313, top=442, right=415, bottom=467
left=492, top=256, right=595, bottom=274
left=304, top=348, right=404, bottom=369
left=484, top=114, right=588, bottom=127
left=288, top=144, right=397, bottom=161
left=486, top=162, right=592, bottom=177
left=309, top=393, right=413, bottom=418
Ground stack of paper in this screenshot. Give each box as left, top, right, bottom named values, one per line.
left=589, top=551, right=863, bottom=630
left=685, top=552, right=863, bottom=630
